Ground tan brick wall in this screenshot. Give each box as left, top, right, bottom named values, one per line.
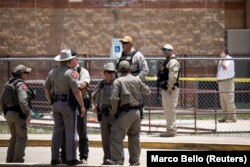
left=247, top=0, right=250, bottom=29
left=0, top=7, right=225, bottom=56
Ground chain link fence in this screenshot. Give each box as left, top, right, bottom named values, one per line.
left=0, top=56, right=249, bottom=136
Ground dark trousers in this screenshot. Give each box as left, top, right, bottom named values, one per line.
left=61, top=113, right=89, bottom=161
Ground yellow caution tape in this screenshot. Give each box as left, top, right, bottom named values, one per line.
left=145, top=76, right=250, bottom=82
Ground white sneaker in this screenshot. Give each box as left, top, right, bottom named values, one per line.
left=81, top=159, right=88, bottom=164
left=160, top=131, right=176, bottom=137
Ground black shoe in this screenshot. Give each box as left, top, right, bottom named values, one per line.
left=130, top=162, right=140, bottom=166
left=218, top=118, right=237, bottom=123
left=61, top=159, right=66, bottom=164
left=51, top=159, right=61, bottom=165
left=105, top=159, right=123, bottom=165
left=66, top=159, right=83, bottom=166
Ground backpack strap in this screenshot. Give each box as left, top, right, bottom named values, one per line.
left=116, top=50, right=138, bottom=70
left=12, top=79, right=35, bottom=98
left=99, top=80, right=105, bottom=89
left=10, top=79, right=23, bottom=91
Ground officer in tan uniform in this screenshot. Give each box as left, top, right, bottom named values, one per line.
left=106, top=61, right=151, bottom=166
left=91, top=62, right=116, bottom=165
left=157, top=44, right=180, bottom=137
left=0, top=64, right=33, bottom=162
left=60, top=50, right=90, bottom=164
left=44, top=49, right=85, bottom=165
left=116, top=36, right=149, bottom=80
left=116, top=36, right=149, bottom=120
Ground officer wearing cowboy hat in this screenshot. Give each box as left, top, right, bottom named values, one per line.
left=91, top=62, right=116, bottom=165
left=44, top=49, right=85, bottom=165
left=60, top=49, right=91, bottom=164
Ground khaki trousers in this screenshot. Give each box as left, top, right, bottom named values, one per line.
left=218, top=79, right=236, bottom=120
left=100, top=113, right=115, bottom=161
left=110, top=109, right=141, bottom=164
left=5, top=111, right=27, bottom=163
left=162, top=88, right=179, bottom=131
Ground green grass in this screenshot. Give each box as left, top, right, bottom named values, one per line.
left=0, top=124, right=53, bottom=134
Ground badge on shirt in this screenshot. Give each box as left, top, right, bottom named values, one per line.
left=20, top=83, right=27, bottom=90
left=71, top=71, right=78, bottom=79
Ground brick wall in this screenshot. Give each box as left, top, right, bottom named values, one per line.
left=0, top=0, right=245, bottom=57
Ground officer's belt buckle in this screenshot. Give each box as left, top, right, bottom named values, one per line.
left=54, top=94, right=68, bottom=102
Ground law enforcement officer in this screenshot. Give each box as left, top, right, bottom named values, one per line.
left=217, top=48, right=236, bottom=123
left=116, top=35, right=149, bottom=80
left=157, top=44, right=180, bottom=137
left=0, top=64, right=33, bottom=162
left=116, top=36, right=149, bottom=120
left=91, top=62, right=116, bottom=165
left=60, top=50, right=90, bottom=164
left=106, top=60, right=151, bottom=166
left=44, top=49, right=86, bottom=165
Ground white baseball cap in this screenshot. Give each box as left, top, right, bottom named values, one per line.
left=162, top=44, right=173, bottom=51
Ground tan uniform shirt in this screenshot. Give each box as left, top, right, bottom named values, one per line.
left=92, top=80, right=113, bottom=106
left=16, top=81, right=32, bottom=117
left=110, top=74, right=151, bottom=114
left=44, top=65, right=79, bottom=95
left=166, top=55, right=180, bottom=92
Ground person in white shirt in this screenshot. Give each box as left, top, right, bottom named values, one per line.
left=217, top=48, right=236, bottom=123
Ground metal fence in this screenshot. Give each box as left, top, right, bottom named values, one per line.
left=0, top=56, right=250, bottom=136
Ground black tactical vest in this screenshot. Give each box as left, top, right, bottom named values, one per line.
left=116, top=50, right=138, bottom=74
left=157, top=57, right=180, bottom=90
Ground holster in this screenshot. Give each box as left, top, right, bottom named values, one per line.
left=101, top=105, right=112, bottom=117
left=139, top=102, right=144, bottom=120
left=96, top=105, right=102, bottom=122
left=67, top=91, right=77, bottom=111
left=83, top=96, right=91, bottom=110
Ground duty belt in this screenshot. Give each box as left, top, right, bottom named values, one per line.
left=53, top=94, right=68, bottom=102
left=7, top=105, right=21, bottom=112
left=119, top=104, right=140, bottom=112
left=101, top=106, right=112, bottom=117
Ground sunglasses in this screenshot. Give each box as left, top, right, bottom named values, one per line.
left=105, top=71, right=115, bottom=74
left=162, top=48, right=172, bottom=53
left=24, top=72, right=29, bottom=75
left=121, top=42, right=129, bottom=45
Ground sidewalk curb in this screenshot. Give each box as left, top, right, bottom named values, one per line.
left=1, top=139, right=250, bottom=151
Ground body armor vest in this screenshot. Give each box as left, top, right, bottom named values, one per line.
left=116, top=50, right=138, bottom=74
left=157, top=57, right=180, bottom=90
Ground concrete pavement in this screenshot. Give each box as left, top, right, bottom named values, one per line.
left=0, top=133, right=250, bottom=166
left=1, top=133, right=250, bottom=150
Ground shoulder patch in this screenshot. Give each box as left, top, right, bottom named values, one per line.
left=71, top=71, right=78, bottom=79
left=20, top=83, right=27, bottom=90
